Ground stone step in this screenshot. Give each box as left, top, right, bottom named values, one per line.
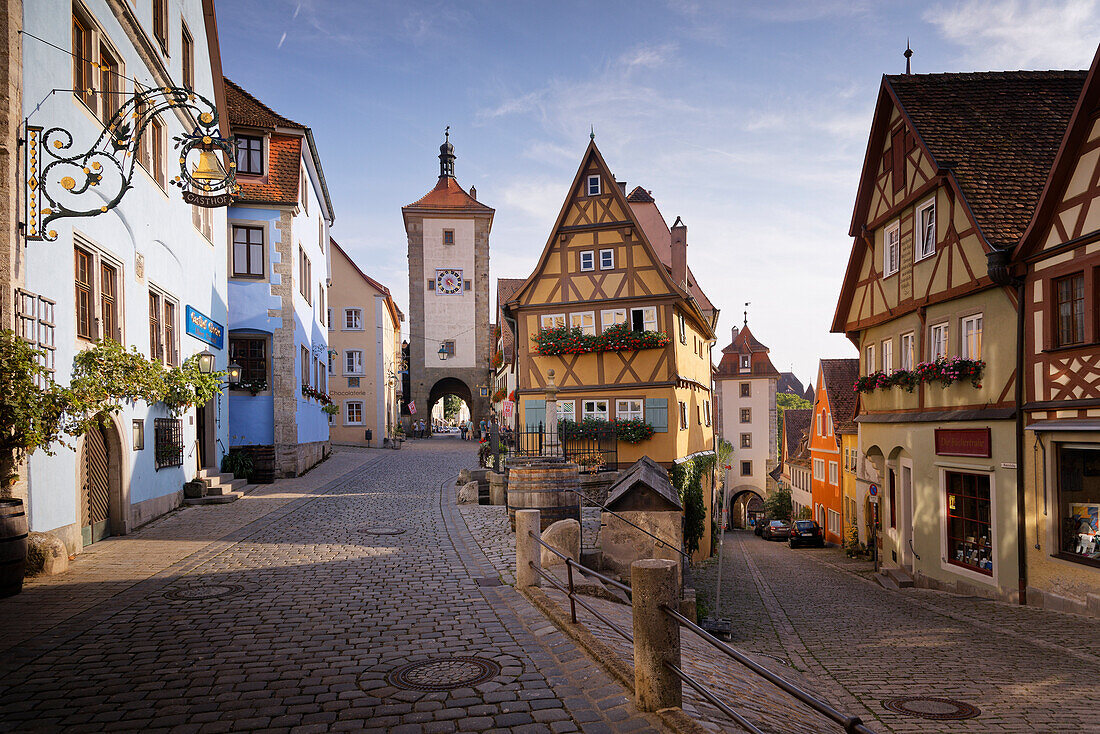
left=206, top=478, right=248, bottom=495
left=886, top=567, right=915, bottom=587
left=874, top=572, right=900, bottom=590
left=183, top=491, right=241, bottom=506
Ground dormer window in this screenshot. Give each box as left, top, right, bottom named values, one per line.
left=587, top=175, right=601, bottom=196
left=740, top=355, right=749, bottom=370
left=236, top=135, right=263, bottom=175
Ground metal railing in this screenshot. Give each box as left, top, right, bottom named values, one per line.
left=519, top=517, right=876, bottom=734
left=509, top=422, right=618, bottom=471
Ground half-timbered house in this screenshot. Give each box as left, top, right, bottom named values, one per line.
left=834, top=71, right=1084, bottom=601
left=503, top=140, right=718, bottom=557
left=1013, top=49, right=1100, bottom=617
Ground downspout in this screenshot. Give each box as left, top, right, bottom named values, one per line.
left=987, top=247, right=1027, bottom=606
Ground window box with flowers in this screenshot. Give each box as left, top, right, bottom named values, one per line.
left=490, top=351, right=503, bottom=369
left=534, top=322, right=670, bottom=356
left=854, top=357, right=984, bottom=394
left=559, top=417, right=655, bottom=444
left=301, top=385, right=340, bottom=414
left=492, top=388, right=507, bottom=402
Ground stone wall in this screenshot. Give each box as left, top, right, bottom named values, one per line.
left=600, top=510, right=684, bottom=589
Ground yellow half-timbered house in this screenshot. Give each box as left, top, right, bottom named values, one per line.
left=504, top=140, right=718, bottom=556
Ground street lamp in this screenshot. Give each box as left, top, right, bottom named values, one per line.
left=438, top=343, right=449, bottom=361
left=197, top=351, right=216, bottom=374
left=227, top=361, right=242, bottom=386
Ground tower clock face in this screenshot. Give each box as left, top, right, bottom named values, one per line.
left=436, top=269, right=462, bottom=294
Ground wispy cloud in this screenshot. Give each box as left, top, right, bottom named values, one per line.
left=925, top=0, right=1100, bottom=69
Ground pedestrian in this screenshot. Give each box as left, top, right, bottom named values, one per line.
left=460, top=422, right=467, bottom=440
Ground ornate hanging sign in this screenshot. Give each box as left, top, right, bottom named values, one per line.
left=24, top=86, right=239, bottom=241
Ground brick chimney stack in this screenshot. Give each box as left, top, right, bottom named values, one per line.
left=731, top=326, right=739, bottom=343
left=671, top=216, right=687, bottom=287
left=469, top=186, right=477, bottom=201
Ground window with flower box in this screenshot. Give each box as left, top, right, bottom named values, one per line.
left=582, top=399, right=609, bottom=421
left=616, top=399, right=643, bottom=421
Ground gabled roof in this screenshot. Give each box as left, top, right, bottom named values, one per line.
left=330, top=239, right=402, bottom=327
left=495, top=278, right=525, bottom=361
left=404, top=175, right=494, bottom=213
left=224, top=77, right=305, bottom=130
left=778, top=372, right=804, bottom=396
left=820, top=359, right=860, bottom=435
left=605, top=456, right=682, bottom=512
left=781, top=408, right=812, bottom=462
left=715, top=324, right=780, bottom=377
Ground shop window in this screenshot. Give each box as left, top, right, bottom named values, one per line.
left=1056, top=446, right=1100, bottom=566
left=945, top=471, right=993, bottom=575
left=230, top=337, right=267, bottom=389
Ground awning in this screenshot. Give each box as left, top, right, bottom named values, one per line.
left=1025, top=419, right=1100, bottom=432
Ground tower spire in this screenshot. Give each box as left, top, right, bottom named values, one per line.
left=438, top=126, right=455, bottom=178
left=743, top=302, right=750, bottom=328
left=904, top=38, right=913, bottom=75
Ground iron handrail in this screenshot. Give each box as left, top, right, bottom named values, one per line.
left=661, top=605, right=876, bottom=734
left=664, top=662, right=765, bottom=734
left=528, top=561, right=633, bottom=643
left=527, top=530, right=633, bottom=596
left=558, top=485, right=688, bottom=559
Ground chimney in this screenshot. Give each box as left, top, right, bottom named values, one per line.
left=617, top=180, right=627, bottom=195
left=671, top=216, right=687, bottom=287
left=469, top=186, right=477, bottom=201
left=731, top=326, right=739, bottom=343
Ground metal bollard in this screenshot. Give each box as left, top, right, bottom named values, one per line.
left=515, top=509, right=541, bottom=589
left=631, top=558, right=682, bottom=711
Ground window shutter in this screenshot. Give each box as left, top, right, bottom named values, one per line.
left=645, top=398, right=667, bottom=432
left=524, top=399, right=545, bottom=430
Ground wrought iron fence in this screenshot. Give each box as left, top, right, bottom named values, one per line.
left=507, top=421, right=617, bottom=471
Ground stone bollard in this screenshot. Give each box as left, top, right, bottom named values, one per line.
left=631, top=558, right=682, bottom=711
left=516, top=509, right=542, bottom=589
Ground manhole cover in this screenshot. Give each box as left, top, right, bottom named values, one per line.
left=164, top=583, right=242, bottom=601
left=882, top=697, right=981, bottom=720
left=385, top=657, right=501, bottom=691
left=360, top=526, right=405, bottom=536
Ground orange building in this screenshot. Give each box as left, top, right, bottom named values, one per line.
left=809, top=359, right=859, bottom=545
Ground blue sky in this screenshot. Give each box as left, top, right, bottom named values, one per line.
left=217, top=0, right=1100, bottom=386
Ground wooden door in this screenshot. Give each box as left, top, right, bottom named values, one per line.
left=81, top=425, right=111, bottom=546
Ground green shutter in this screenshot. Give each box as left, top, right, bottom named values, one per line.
left=646, top=398, right=667, bottom=432
left=524, top=399, right=546, bottom=429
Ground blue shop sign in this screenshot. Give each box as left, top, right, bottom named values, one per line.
left=185, top=306, right=224, bottom=349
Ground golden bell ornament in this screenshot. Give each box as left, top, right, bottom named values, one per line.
left=191, top=149, right=226, bottom=182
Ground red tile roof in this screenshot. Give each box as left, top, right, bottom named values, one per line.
left=236, top=134, right=301, bottom=206
left=404, top=176, right=494, bottom=212
left=820, top=358, right=860, bottom=434
left=781, top=408, right=812, bottom=464
left=223, top=77, right=305, bottom=130
left=495, top=278, right=526, bottom=361
left=715, top=324, right=780, bottom=377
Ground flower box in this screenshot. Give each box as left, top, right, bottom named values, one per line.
left=854, top=357, right=984, bottom=394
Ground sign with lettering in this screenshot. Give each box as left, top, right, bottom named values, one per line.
left=502, top=400, right=514, bottom=420
left=934, top=428, right=992, bottom=458
left=185, top=306, right=224, bottom=349
left=183, top=190, right=235, bottom=208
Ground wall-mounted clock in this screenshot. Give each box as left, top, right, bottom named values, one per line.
left=436, top=269, right=462, bottom=295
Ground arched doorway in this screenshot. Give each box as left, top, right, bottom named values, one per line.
left=729, top=490, right=765, bottom=529
left=79, top=420, right=124, bottom=546
left=425, top=377, right=473, bottom=436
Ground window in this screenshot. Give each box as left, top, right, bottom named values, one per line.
left=154, top=418, right=182, bottom=470
left=557, top=400, right=575, bottom=421
left=132, top=419, right=144, bottom=451
left=230, top=337, right=267, bottom=388
left=741, top=461, right=752, bottom=476
left=1055, top=273, right=1085, bottom=347
left=236, top=136, right=264, bottom=175
left=540, top=314, right=566, bottom=329
left=817, top=412, right=824, bottom=435
left=630, top=306, right=657, bottom=333
left=181, top=23, right=194, bottom=90
left=570, top=311, right=596, bottom=336
left=443, top=229, right=455, bottom=245
left=72, top=10, right=94, bottom=108
left=740, top=433, right=751, bottom=449
left=98, top=259, right=119, bottom=342
left=740, top=408, right=751, bottom=423
left=345, top=401, right=364, bottom=425
left=75, top=247, right=94, bottom=340
left=586, top=175, right=601, bottom=196
left=299, top=248, right=312, bottom=304
left=884, top=222, right=900, bottom=276
left=930, top=323, right=948, bottom=360
left=345, top=349, right=364, bottom=375
left=15, top=290, right=56, bottom=382
left=579, top=251, right=595, bottom=271
left=704, top=401, right=711, bottom=427
left=945, top=471, right=993, bottom=575
left=152, top=0, right=169, bottom=53
left=98, top=45, right=120, bottom=126
left=889, top=470, right=897, bottom=528
left=881, top=339, right=893, bottom=374
left=232, top=226, right=264, bottom=277
left=917, top=199, right=936, bottom=260
left=327, top=308, right=333, bottom=329
left=900, top=332, right=914, bottom=371
left=599, top=249, right=614, bottom=269
left=740, top=355, right=749, bottom=371
left=1054, top=445, right=1100, bottom=566
left=148, top=288, right=178, bottom=365
left=828, top=509, right=841, bottom=536
left=679, top=401, right=688, bottom=430
left=740, top=382, right=750, bottom=398
left=813, top=458, right=825, bottom=481
left=301, top=345, right=310, bottom=388
left=317, top=286, right=324, bottom=324
left=865, top=344, right=876, bottom=375
left=327, top=351, right=334, bottom=375
left=616, top=399, right=643, bottom=421
left=678, top=312, right=687, bottom=344
left=601, top=309, right=626, bottom=331
left=582, top=399, right=609, bottom=421
left=828, top=461, right=838, bottom=485
left=192, top=205, right=213, bottom=241
left=344, top=308, right=363, bottom=330
left=148, top=118, right=164, bottom=187
left=300, top=168, right=309, bottom=215
left=443, top=340, right=455, bottom=357
left=961, top=314, right=983, bottom=360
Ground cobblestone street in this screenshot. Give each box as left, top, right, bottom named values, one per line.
left=695, top=530, right=1100, bottom=732
left=0, top=440, right=661, bottom=733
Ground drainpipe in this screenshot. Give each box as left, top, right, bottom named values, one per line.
left=987, top=247, right=1027, bottom=606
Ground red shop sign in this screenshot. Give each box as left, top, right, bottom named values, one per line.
left=934, top=428, right=992, bottom=458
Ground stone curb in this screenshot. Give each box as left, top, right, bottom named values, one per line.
left=520, top=586, right=711, bottom=734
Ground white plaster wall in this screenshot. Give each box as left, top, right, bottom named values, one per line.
left=421, top=217, right=475, bottom=368
left=718, top=376, right=774, bottom=494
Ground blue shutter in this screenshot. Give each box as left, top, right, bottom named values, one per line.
left=645, top=398, right=667, bottom=432
left=524, top=399, right=546, bottom=430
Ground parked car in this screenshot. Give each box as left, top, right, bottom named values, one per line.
left=761, top=520, right=790, bottom=541
left=789, top=519, right=825, bottom=548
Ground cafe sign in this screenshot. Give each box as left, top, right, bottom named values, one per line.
left=934, top=428, right=991, bottom=458
left=185, top=306, right=224, bottom=350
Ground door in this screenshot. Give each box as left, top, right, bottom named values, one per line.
left=899, top=462, right=914, bottom=568
left=81, top=425, right=111, bottom=546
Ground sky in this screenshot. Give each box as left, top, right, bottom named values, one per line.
left=216, top=0, right=1100, bottom=386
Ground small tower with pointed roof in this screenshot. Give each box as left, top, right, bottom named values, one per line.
left=402, top=131, right=494, bottom=430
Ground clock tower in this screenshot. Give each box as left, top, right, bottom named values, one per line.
left=402, top=132, right=494, bottom=430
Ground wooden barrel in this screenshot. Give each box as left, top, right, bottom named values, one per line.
left=0, top=499, right=29, bottom=598
left=507, top=457, right=581, bottom=532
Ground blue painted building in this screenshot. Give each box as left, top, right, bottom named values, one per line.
left=12, top=0, right=230, bottom=552
left=224, top=79, right=334, bottom=477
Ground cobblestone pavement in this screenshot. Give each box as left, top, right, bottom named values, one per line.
left=694, top=530, right=1100, bottom=733
left=0, top=439, right=665, bottom=733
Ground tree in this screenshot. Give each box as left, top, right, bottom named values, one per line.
left=763, top=485, right=792, bottom=521
left=776, top=392, right=812, bottom=452
left=443, top=394, right=463, bottom=420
